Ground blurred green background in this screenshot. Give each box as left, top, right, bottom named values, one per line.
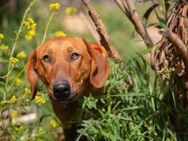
left=0, top=0, right=141, bottom=62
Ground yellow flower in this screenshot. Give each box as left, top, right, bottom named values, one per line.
left=25, top=34, right=32, bottom=40
left=65, top=7, right=77, bottom=15
left=24, top=17, right=36, bottom=29
left=0, top=33, right=4, bottom=40
left=49, top=2, right=61, bottom=11
left=30, top=23, right=37, bottom=30
left=25, top=29, right=36, bottom=40
left=27, top=17, right=35, bottom=24
left=49, top=120, right=59, bottom=128
left=0, top=44, right=9, bottom=51
left=35, top=95, right=46, bottom=106
left=15, top=77, right=22, bottom=86
left=38, top=127, right=44, bottom=133
left=16, top=51, right=26, bottom=59
left=54, top=31, right=66, bottom=37
left=28, top=30, right=36, bottom=36
left=23, top=20, right=30, bottom=29
left=24, top=87, right=31, bottom=95
left=10, top=110, right=18, bottom=119
left=9, top=57, right=19, bottom=64
left=9, top=96, right=17, bottom=104
left=23, top=17, right=36, bottom=40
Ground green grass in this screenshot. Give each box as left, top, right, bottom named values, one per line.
left=77, top=57, right=188, bottom=141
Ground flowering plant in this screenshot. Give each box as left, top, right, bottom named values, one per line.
left=0, top=1, right=74, bottom=140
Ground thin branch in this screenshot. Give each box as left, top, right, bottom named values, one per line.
left=114, top=0, right=130, bottom=18
left=81, top=0, right=122, bottom=63
left=114, top=0, right=154, bottom=48
left=126, top=0, right=135, bottom=15
left=114, top=0, right=127, bottom=15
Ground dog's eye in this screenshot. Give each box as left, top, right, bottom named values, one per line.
left=70, top=52, right=80, bottom=61
left=42, top=55, right=51, bottom=63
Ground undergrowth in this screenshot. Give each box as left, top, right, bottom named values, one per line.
left=77, top=57, right=188, bottom=141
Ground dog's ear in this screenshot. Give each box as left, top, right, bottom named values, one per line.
left=26, top=50, right=38, bottom=99
left=86, top=42, right=109, bottom=88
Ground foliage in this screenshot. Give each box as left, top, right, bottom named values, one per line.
left=0, top=0, right=75, bottom=140
left=77, top=57, right=184, bottom=141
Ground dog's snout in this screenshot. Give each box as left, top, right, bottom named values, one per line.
left=53, top=81, right=71, bottom=100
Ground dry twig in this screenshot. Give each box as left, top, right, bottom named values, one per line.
left=114, top=0, right=154, bottom=48
left=81, top=0, right=122, bottom=63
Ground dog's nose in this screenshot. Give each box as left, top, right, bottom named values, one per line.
left=53, top=81, right=71, bottom=100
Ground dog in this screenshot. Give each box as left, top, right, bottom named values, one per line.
left=26, top=37, right=109, bottom=140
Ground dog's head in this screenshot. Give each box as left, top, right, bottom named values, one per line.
left=26, top=37, right=109, bottom=102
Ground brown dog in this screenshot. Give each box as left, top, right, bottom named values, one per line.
left=26, top=37, right=109, bottom=140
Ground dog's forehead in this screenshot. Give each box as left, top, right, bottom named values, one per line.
left=60, top=37, right=86, bottom=50
left=37, top=37, right=88, bottom=55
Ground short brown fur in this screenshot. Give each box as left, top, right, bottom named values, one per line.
left=26, top=37, right=109, bottom=140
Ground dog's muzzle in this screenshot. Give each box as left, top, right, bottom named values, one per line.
left=53, top=80, right=71, bottom=101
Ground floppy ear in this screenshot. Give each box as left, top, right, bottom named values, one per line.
left=86, top=42, right=109, bottom=88
left=26, top=50, right=38, bottom=99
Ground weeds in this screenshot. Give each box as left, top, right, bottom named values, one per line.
left=76, top=58, right=182, bottom=141
left=0, top=1, right=65, bottom=140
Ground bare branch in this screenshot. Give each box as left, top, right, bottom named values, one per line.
left=81, top=0, right=122, bottom=63
left=114, top=0, right=127, bottom=15
left=114, top=0, right=131, bottom=18
left=114, top=0, right=154, bottom=48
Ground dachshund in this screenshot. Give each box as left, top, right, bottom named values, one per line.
left=26, top=37, right=109, bottom=140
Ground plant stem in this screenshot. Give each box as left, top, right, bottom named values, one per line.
left=41, top=12, right=55, bottom=44
left=4, top=0, right=37, bottom=98
left=9, top=0, right=37, bottom=58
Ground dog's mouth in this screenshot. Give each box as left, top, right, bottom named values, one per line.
left=48, top=83, right=80, bottom=102
left=49, top=92, right=79, bottom=102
